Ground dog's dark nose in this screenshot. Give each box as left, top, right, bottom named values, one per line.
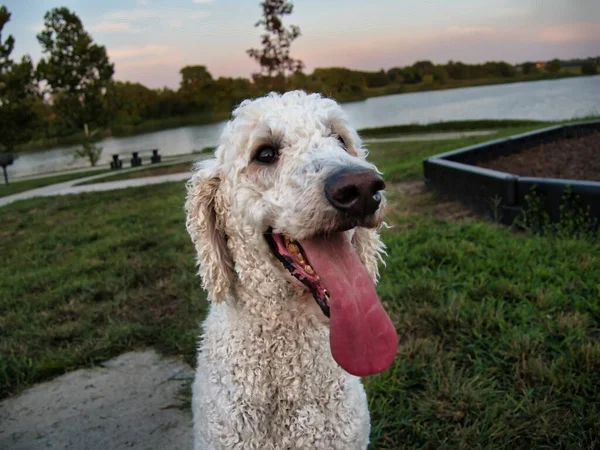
left=325, top=167, right=385, bottom=217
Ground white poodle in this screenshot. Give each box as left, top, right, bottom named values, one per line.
left=185, top=90, right=398, bottom=450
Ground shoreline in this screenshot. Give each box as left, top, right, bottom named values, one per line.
left=14, top=72, right=597, bottom=153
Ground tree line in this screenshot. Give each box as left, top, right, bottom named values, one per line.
left=0, top=3, right=598, bottom=156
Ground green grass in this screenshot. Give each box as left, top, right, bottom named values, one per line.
left=1, top=181, right=598, bottom=448
left=74, top=161, right=194, bottom=186
left=0, top=182, right=205, bottom=398
left=0, top=169, right=108, bottom=198
left=357, top=119, right=549, bottom=138
left=1, top=130, right=599, bottom=448
left=366, top=216, right=600, bottom=449
left=365, top=126, right=544, bottom=181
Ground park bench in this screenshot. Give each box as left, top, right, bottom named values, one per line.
left=0, top=153, right=14, bottom=185
left=110, top=154, right=123, bottom=169
left=110, top=149, right=161, bottom=170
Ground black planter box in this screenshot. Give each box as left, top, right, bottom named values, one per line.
left=423, top=120, right=600, bottom=225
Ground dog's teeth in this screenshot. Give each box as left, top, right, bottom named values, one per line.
left=324, top=289, right=330, bottom=298
left=304, top=264, right=314, bottom=274
left=295, top=253, right=305, bottom=263
left=287, top=243, right=299, bottom=254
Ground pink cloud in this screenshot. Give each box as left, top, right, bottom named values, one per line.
left=539, top=23, right=600, bottom=42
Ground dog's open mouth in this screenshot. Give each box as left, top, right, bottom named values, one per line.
left=265, top=228, right=398, bottom=376
left=265, top=231, right=331, bottom=317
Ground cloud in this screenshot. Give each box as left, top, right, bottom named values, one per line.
left=496, top=6, right=531, bottom=17
left=90, top=8, right=211, bottom=34
left=447, top=25, right=497, bottom=36
left=108, top=45, right=174, bottom=60
left=27, top=23, right=44, bottom=33
left=90, top=22, right=139, bottom=34
left=539, top=23, right=600, bottom=42
left=104, top=9, right=159, bottom=21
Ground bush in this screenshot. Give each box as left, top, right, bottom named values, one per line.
left=581, top=62, right=599, bottom=75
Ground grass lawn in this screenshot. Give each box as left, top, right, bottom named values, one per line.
left=357, top=119, right=549, bottom=138
left=366, top=125, right=543, bottom=181
left=75, top=161, right=194, bottom=186
left=0, top=169, right=109, bottom=198
left=1, top=133, right=599, bottom=448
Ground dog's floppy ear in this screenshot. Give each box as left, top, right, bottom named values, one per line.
left=351, top=227, right=386, bottom=283
left=185, top=158, right=234, bottom=302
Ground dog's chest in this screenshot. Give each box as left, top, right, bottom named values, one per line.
left=196, top=308, right=370, bottom=448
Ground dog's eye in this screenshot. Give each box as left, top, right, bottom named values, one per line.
left=254, top=145, right=279, bottom=164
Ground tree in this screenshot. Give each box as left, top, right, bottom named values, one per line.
left=521, top=62, right=539, bottom=75
left=36, top=7, right=114, bottom=134
left=179, top=65, right=214, bottom=111
left=105, top=81, right=159, bottom=127
left=0, top=6, right=38, bottom=152
left=546, top=59, right=561, bottom=73
left=74, top=123, right=102, bottom=167
left=0, top=6, right=14, bottom=73
left=247, top=0, right=303, bottom=85
left=581, top=61, right=598, bottom=75
left=311, top=68, right=367, bottom=102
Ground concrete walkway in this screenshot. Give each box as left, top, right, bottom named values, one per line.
left=0, top=172, right=192, bottom=208
left=0, top=350, right=194, bottom=450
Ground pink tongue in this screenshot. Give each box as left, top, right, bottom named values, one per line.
left=299, top=232, right=398, bottom=376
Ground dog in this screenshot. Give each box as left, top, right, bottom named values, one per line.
left=185, top=90, right=398, bottom=449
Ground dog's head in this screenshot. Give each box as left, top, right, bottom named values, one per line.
left=186, top=91, right=397, bottom=376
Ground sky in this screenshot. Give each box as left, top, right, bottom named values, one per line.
left=3, top=0, right=600, bottom=89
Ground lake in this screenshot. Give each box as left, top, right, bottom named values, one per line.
left=11, top=75, right=600, bottom=178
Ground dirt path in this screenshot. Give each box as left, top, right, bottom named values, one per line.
left=388, top=180, right=476, bottom=220
left=0, top=350, right=194, bottom=450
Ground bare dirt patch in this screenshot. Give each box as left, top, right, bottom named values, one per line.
left=476, top=132, right=600, bottom=181
left=388, top=180, right=476, bottom=220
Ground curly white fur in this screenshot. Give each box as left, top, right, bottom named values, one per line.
left=185, top=91, right=387, bottom=450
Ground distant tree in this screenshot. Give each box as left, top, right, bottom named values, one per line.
left=0, top=6, right=38, bottom=152
left=581, top=61, right=598, bottom=75
left=412, top=60, right=436, bottom=80
left=546, top=59, right=561, bottom=73
left=247, top=0, right=303, bottom=85
left=179, top=65, right=214, bottom=111
left=493, top=61, right=517, bottom=77
left=105, top=81, right=159, bottom=126
left=36, top=7, right=114, bottom=135
left=311, top=68, right=367, bottom=101
left=521, top=62, right=540, bottom=75
left=386, top=67, right=405, bottom=83
left=445, top=60, right=471, bottom=80
left=363, top=69, right=389, bottom=88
